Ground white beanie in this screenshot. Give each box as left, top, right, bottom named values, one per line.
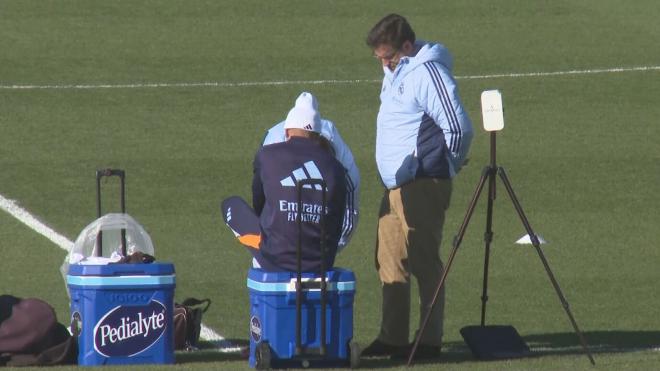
left=284, top=92, right=321, bottom=133
left=295, top=91, right=319, bottom=110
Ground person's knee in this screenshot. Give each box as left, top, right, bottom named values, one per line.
left=408, top=248, right=443, bottom=281
left=378, top=262, right=410, bottom=284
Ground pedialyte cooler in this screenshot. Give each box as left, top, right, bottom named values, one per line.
left=67, top=263, right=176, bottom=365
left=247, top=267, right=355, bottom=368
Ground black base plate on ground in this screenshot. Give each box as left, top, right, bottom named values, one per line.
left=460, top=325, right=531, bottom=360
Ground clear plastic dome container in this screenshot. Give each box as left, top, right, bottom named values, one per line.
left=61, top=213, right=155, bottom=293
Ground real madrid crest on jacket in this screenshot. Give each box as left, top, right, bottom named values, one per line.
left=252, top=136, right=347, bottom=272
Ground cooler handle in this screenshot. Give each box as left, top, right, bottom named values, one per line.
left=95, top=168, right=127, bottom=257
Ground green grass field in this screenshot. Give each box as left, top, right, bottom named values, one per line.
left=1, top=1, right=659, bottom=370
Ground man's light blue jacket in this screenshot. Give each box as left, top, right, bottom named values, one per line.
left=376, top=41, right=473, bottom=189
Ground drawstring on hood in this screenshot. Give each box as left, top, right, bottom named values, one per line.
left=384, top=41, right=454, bottom=83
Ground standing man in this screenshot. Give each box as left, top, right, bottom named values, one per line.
left=362, top=14, right=473, bottom=359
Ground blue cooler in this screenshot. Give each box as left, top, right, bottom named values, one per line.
left=247, top=267, right=356, bottom=368
left=67, top=263, right=176, bottom=366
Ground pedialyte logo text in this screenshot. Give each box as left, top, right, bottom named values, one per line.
left=93, top=300, right=167, bottom=357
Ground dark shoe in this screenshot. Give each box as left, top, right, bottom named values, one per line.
left=361, top=339, right=408, bottom=358
left=392, top=343, right=441, bottom=360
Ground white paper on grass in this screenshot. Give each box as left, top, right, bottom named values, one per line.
left=515, top=234, right=547, bottom=245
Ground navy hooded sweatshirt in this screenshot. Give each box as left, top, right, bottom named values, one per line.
left=252, top=136, right=347, bottom=272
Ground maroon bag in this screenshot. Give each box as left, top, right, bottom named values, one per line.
left=0, top=295, right=77, bottom=366
left=173, top=298, right=211, bottom=351
left=0, top=296, right=57, bottom=354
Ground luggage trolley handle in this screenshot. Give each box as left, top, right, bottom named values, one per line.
left=295, top=178, right=328, bottom=357
left=95, top=168, right=127, bottom=257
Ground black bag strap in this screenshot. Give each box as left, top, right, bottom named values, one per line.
left=179, top=298, right=211, bottom=313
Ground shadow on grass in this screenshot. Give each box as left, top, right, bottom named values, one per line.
left=368, top=330, right=660, bottom=368
left=176, top=331, right=660, bottom=366
left=524, top=330, right=660, bottom=355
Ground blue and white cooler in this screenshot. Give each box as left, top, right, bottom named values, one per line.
left=62, top=213, right=176, bottom=366
left=67, top=263, right=176, bottom=365
left=247, top=267, right=358, bottom=368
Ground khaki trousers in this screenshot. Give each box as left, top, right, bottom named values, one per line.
left=375, top=177, right=452, bottom=346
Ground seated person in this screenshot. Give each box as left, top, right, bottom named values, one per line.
left=222, top=93, right=348, bottom=272
left=262, top=92, right=360, bottom=250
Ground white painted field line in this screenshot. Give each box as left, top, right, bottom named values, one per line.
left=0, top=79, right=380, bottom=90
left=458, top=65, right=660, bottom=80
left=200, top=326, right=243, bottom=353
left=0, top=192, right=235, bottom=352
left=0, top=65, right=658, bottom=90
left=0, top=194, right=74, bottom=251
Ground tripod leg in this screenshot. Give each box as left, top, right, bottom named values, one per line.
left=480, top=167, right=497, bottom=326
left=497, top=167, right=596, bottom=365
left=407, top=166, right=491, bottom=366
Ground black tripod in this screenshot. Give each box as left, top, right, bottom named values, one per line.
left=408, top=132, right=595, bottom=366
